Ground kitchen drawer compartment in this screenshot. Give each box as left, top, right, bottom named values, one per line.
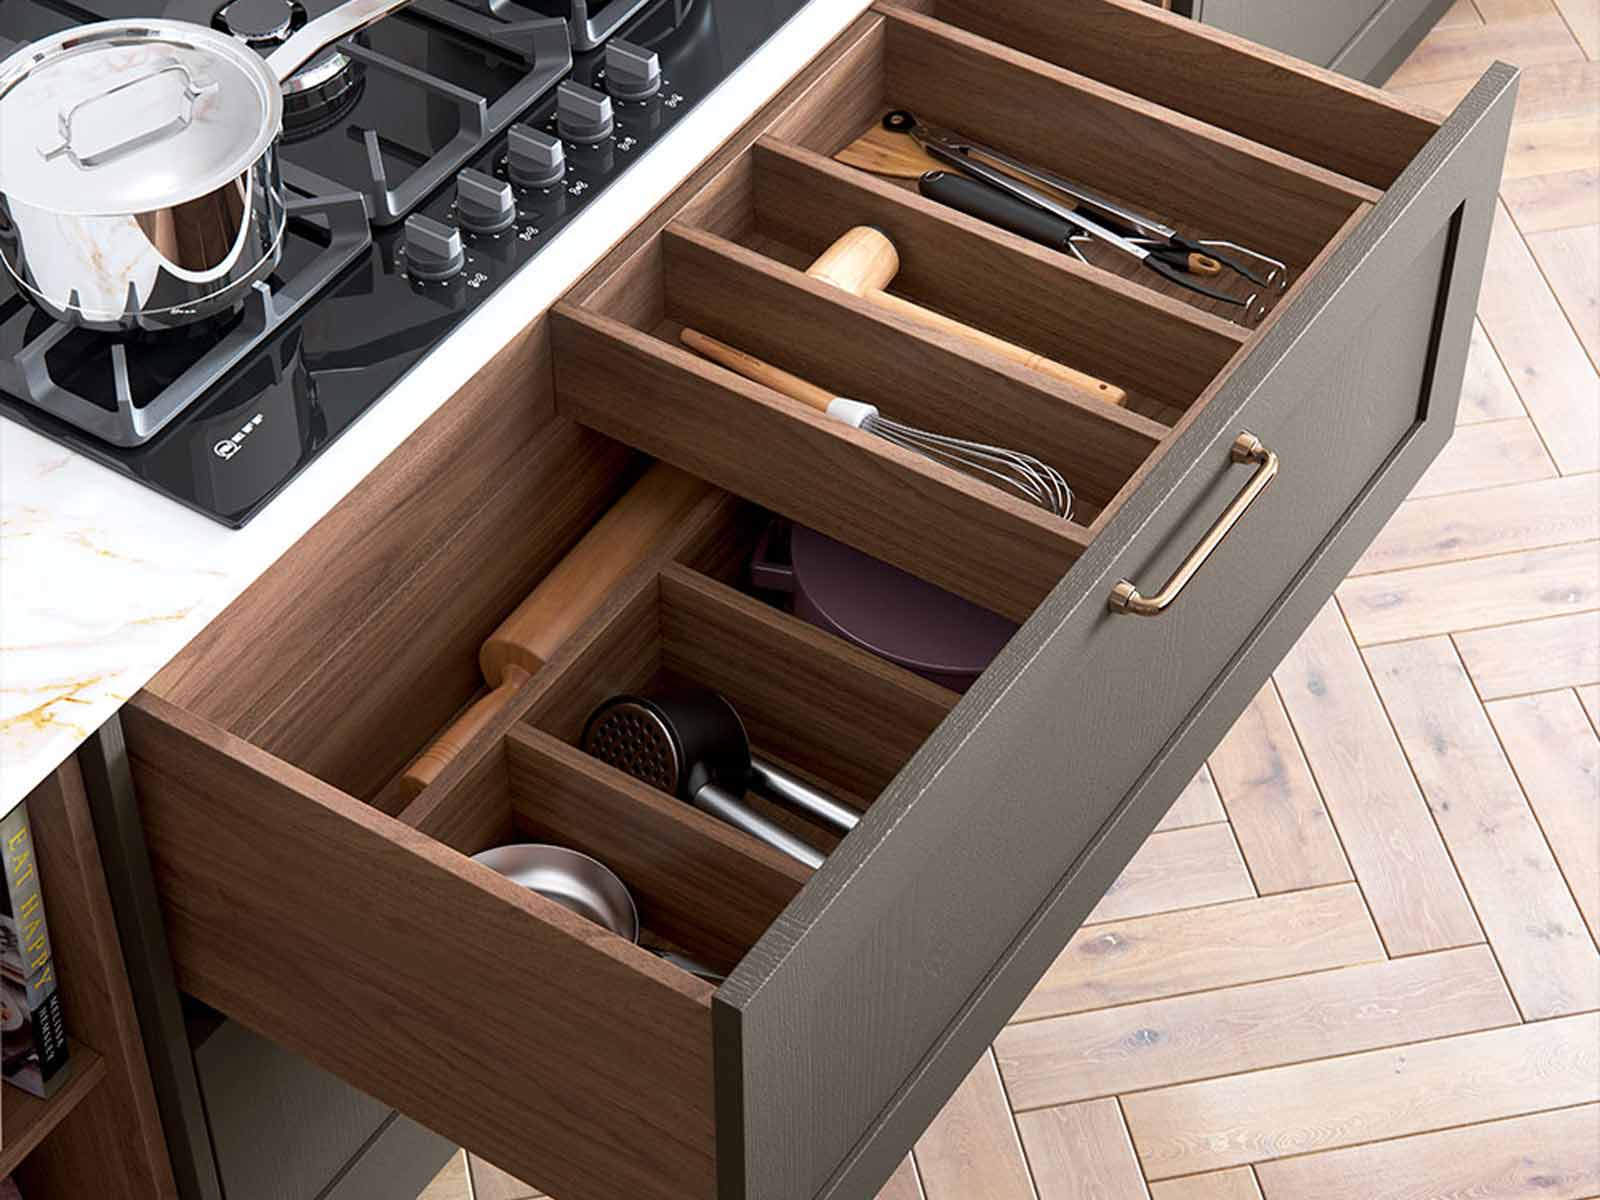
left=672, top=137, right=1247, bottom=427
left=553, top=226, right=1144, bottom=622
left=124, top=7, right=1517, bottom=1200
left=764, top=6, right=1384, bottom=324
left=877, top=0, right=1441, bottom=190
left=403, top=558, right=959, bottom=970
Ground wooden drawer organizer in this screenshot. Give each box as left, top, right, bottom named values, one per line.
left=127, top=5, right=1516, bottom=1200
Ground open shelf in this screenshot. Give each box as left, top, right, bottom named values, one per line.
left=0, top=1044, right=107, bottom=1177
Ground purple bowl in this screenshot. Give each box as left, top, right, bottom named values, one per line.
left=751, top=521, right=1017, bottom=692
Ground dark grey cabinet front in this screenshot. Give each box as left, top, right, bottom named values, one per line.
left=712, top=64, right=1518, bottom=1200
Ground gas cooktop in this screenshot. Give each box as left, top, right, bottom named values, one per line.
left=0, top=0, right=809, bottom=526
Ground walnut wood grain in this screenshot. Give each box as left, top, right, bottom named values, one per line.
left=657, top=225, right=1162, bottom=506
left=551, top=303, right=1089, bottom=623
left=658, top=567, right=956, bottom=805
left=1, top=1045, right=108, bottom=1181
left=9, top=762, right=176, bottom=1200
left=255, top=422, right=635, bottom=808
left=886, top=0, right=1440, bottom=190
left=879, top=7, right=1381, bottom=270
left=746, top=139, right=1244, bottom=413
left=123, top=693, right=718, bottom=1200
left=505, top=726, right=809, bottom=971
left=148, top=317, right=561, bottom=736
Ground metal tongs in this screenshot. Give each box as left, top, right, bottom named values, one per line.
left=885, top=110, right=1289, bottom=321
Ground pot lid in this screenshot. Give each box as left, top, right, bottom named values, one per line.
left=791, top=525, right=1018, bottom=679
left=0, top=21, right=281, bottom=216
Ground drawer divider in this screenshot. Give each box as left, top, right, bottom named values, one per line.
left=876, top=5, right=1383, bottom=266
left=876, top=0, right=1440, bottom=190
left=658, top=224, right=1163, bottom=503
left=746, top=136, right=1246, bottom=413
left=551, top=301, right=1091, bottom=622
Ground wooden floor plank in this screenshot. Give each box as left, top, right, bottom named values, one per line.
left=1458, top=320, right=1529, bottom=424
left=1488, top=689, right=1600, bottom=944
left=469, top=1155, right=542, bottom=1200
left=1478, top=204, right=1600, bottom=475
left=421, top=1153, right=472, bottom=1200
left=913, top=1053, right=1035, bottom=1200
left=1272, top=602, right=1480, bottom=954
left=1122, top=1013, right=1600, bottom=1179
left=1149, top=1170, right=1261, bottom=1200
left=1337, top=541, right=1600, bottom=644
left=1085, top=825, right=1255, bottom=926
left=877, top=1158, right=926, bottom=1200
left=1440, top=0, right=1484, bottom=25
left=1015, top=1099, right=1148, bottom=1200
left=1366, top=637, right=1600, bottom=1018
left=1392, top=54, right=1600, bottom=123
left=1352, top=473, right=1599, bottom=576
left=1254, top=1104, right=1600, bottom=1200
left=1012, top=885, right=1383, bottom=1024
left=1408, top=418, right=1556, bottom=498
left=1503, top=112, right=1600, bottom=178
left=995, top=947, right=1516, bottom=1111
left=1474, top=0, right=1559, bottom=21
left=1512, top=57, right=1600, bottom=119
left=1528, top=225, right=1600, bottom=366
left=1389, top=13, right=1583, bottom=86
left=1501, top=166, right=1599, bottom=232
left=1455, top=609, right=1600, bottom=696
left=1555, top=0, right=1600, bottom=55
left=1156, top=766, right=1227, bottom=832
left=1207, top=683, right=1351, bottom=894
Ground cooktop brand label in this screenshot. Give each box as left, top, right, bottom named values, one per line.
left=214, top=413, right=265, bottom=462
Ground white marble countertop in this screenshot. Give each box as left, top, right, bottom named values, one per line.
left=0, top=0, right=870, bottom=818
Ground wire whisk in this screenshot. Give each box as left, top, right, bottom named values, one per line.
left=680, top=328, right=1074, bottom=520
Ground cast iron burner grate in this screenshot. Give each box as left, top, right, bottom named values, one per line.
left=279, top=14, right=570, bottom=223
left=0, top=194, right=372, bottom=448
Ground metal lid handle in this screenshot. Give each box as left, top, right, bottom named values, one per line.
left=38, top=60, right=216, bottom=169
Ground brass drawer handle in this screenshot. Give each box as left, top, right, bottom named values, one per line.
left=1109, top=432, right=1279, bottom=617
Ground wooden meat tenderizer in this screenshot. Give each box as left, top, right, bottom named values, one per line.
left=806, top=227, right=1126, bottom=406
left=399, top=463, right=713, bottom=798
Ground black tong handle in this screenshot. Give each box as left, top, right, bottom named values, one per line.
left=918, top=170, right=1254, bottom=312
left=919, top=170, right=1076, bottom=249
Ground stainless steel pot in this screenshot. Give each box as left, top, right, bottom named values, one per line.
left=0, top=0, right=410, bottom=331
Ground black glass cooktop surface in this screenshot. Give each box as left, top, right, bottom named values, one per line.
left=0, top=0, right=810, bottom=526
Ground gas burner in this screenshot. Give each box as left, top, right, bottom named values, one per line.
left=216, top=0, right=301, bottom=46
left=212, top=0, right=365, bottom=132
left=280, top=48, right=365, bottom=135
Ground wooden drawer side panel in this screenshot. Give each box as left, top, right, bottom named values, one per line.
left=885, top=0, right=1439, bottom=188
left=123, top=695, right=718, bottom=1200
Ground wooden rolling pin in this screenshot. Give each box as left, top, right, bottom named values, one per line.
left=399, top=463, right=713, bottom=799
left=806, top=226, right=1127, bottom=407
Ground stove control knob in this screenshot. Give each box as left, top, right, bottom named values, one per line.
left=456, top=168, right=517, bottom=234
left=604, top=38, right=660, bottom=101
left=403, top=214, right=465, bottom=281
left=506, top=124, right=566, bottom=188
left=556, top=80, right=614, bottom=144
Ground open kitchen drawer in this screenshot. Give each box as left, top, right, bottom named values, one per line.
left=123, top=6, right=1515, bottom=1200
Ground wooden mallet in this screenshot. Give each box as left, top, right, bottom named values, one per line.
left=398, top=463, right=714, bottom=799
left=804, top=226, right=1126, bottom=406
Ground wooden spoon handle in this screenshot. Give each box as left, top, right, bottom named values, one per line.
left=680, top=328, right=836, bottom=413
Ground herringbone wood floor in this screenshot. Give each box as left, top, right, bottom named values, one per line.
left=422, top=3, right=1600, bottom=1197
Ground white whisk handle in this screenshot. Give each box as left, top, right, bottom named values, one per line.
left=825, top=398, right=880, bottom=429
